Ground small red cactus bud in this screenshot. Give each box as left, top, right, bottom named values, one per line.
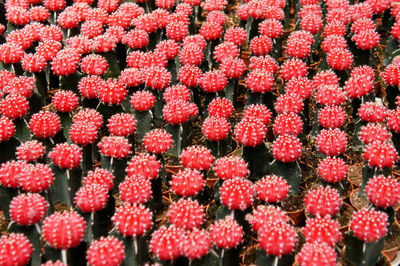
left=360, top=123, right=390, bottom=144
left=168, top=198, right=204, bottom=230
left=200, top=22, right=223, bottom=40
left=224, top=27, right=247, bottom=46
left=258, top=221, right=297, bottom=256
left=318, top=106, right=347, bottom=129
left=119, top=68, right=143, bottom=88
left=202, top=116, right=230, bottom=141
left=200, top=70, right=227, bottom=93
left=0, top=43, right=25, bottom=64
left=273, top=113, right=303, bottom=136
left=155, top=40, right=180, bottom=60
left=87, top=236, right=125, bottom=266
left=43, top=211, right=86, bottom=249
left=52, top=90, right=79, bottom=113
left=16, top=140, right=45, bottom=162
left=382, top=62, right=400, bottom=86
left=243, top=104, right=272, bottom=126
left=386, top=109, right=400, bottom=132
left=22, top=53, right=46, bottom=72
left=365, top=175, right=400, bottom=208
left=210, top=217, right=243, bottom=249
left=166, top=21, right=188, bottom=42
left=98, top=79, right=127, bottom=106
left=180, top=145, right=214, bottom=171
left=163, top=100, right=193, bottom=124
left=18, top=163, right=54, bottom=193
left=107, top=113, right=136, bottom=137
left=318, top=157, right=348, bottom=183
left=285, top=76, right=313, bottom=99
left=350, top=208, right=388, bottom=242
left=144, top=129, right=173, bottom=154
left=272, top=134, right=302, bottom=163
left=220, top=57, right=246, bottom=79
left=122, top=29, right=149, bottom=49
left=0, top=233, right=33, bottom=266
left=259, top=19, right=283, bottom=38
left=297, top=242, right=337, bottom=266
left=180, top=43, right=204, bottom=66
left=256, top=175, right=289, bottom=203
left=178, top=64, right=202, bottom=88
left=280, top=58, right=308, bottom=81
left=150, top=225, right=185, bottom=261
left=3, top=76, right=35, bottom=98
left=0, top=160, right=29, bottom=188
left=130, top=90, right=156, bottom=112
left=164, top=85, right=191, bottom=103
left=246, top=69, right=274, bottom=94
left=327, top=48, right=353, bottom=71
left=357, top=102, right=387, bottom=123
left=171, top=168, right=204, bottom=197
left=112, top=203, right=153, bottom=237
left=182, top=229, right=212, bottom=260
left=126, top=154, right=161, bottom=180
left=75, top=184, right=108, bottom=213
left=0, top=116, right=15, bottom=142
left=51, top=48, right=81, bottom=76
left=119, top=175, right=152, bottom=204
left=208, top=97, right=234, bottom=119
left=303, top=216, right=341, bottom=247
left=317, top=129, right=347, bottom=156
left=220, top=177, right=255, bottom=211
left=274, top=93, right=304, bottom=114
left=246, top=205, right=287, bottom=232
left=313, top=70, right=339, bottom=89
left=234, top=117, right=267, bottom=147
left=213, top=156, right=249, bottom=180
left=29, top=111, right=61, bottom=139
left=78, top=76, right=102, bottom=100
left=83, top=168, right=115, bottom=191
left=345, top=74, right=374, bottom=99
left=363, top=141, right=398, bottom=169
left=315, top=85, right=347, bottom=106
left=98, top=136, right=132, bottom=159
left=250, top=36, right=273, bottom=56
left=322, top=35, right=347, bottom=54
left=73, top=109, right=103, bottom=130
left=305, top=186, right=342, bottom=217
left=80, top=54, right=109, bottom=76
left=10, top=193, right=47, bottom=226
left=48, top=143, right=82, bottom=169
left=0, top=94, right=29, bottom=120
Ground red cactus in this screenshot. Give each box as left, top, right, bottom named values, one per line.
left=127, top=154, right=161, bottom=180
left=305, top=186, right=342, bottom=217
left=119, top=175, right=152, bottom=204
left=168, top=198, right=204, bottom=230
left=274, top=93, right=304, bottom=114
left=83, top=168, right=115, bottom=191
left=363, top=141, right=398, bottom=169
left=350, top=208, right=388, bottom=242
left=256, top=175, right=289, bottom=203
left=208, top=97, right=234, bottom=118
left=202, top=116, right=230, bottom=141
left=210, top=217, right=243, bottom=249
left=16, top=140, right=45, bottom=162
left=0, top=94, right=29, bottom=119
left=318, top=106, right=347, bottom=129
left=182, top=229, right=212, bottom=260
left=220, top=177, right=255, bottom=210
left=75, top=184, right=108, bottom=213
left=272, top=134, right=302, bottom=163
left=144, top=129, right=173, bottom=154
left=48, top=143, right=82, bottom=169
left=258, top=221, right=297, bottom=257
left=213, top=156, right=249, bottom=180
left=359, top=123, right=390, bottom=144
left=171, top=168, right=204, bottom=197
left=0, top=233, right=33, bottom=266
left=297, top=242, right=337, bottom=266
left=303, top=216, right=341, bottom=247
left=365, top=175, right=400, bottom=208
left=150, top=225, right=185, bottom=261
left=317, top=129, right=347, bottom=156
left=273, top=113, right=303, bottom=136
left=235, top=117, right=267, bottom=147
left=318, top=157, right=348, bottom=183
left=113, top=203, right=153, bottom=238
left=10, top=193, right=47, bottom=226
left=245, top=205, right=287, bottom=232
left=86, top=236, right=125, bottom=266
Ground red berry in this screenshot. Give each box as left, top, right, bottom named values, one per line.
left=178, top=65, right=202, bottom=88
left=180, top=145, right=214, bottom=171
left=363, top=141, right=398, bottom=169
left=318, top=106, right=347, bottom=129
left=87, top=236, right=125, bottom=266
left=258, top=221, right=297, bottom=256
left=360, top=123, right=390, bottom=144
left=29, top=111, right=61, bottom=139
left=256, top=175, right=289, bottom=202
left=98, top=79, right=127, bottom=105
left=107, top=113, right=136, bottom=137
left=119, top=175, right=152, bottom=204
left=52, top=90, right=79, bottom=113
left=350, top=208, right=388, bottom=242
left=273, top=113, right=303, bottom=136
left=130, top=91, right=155, bottom=112
left=202, top=116, right=230, bottom=141
left=98, top=136, right=131, bottom=159
left=303, top=216, right=341, bottom=247
left=10, top=193, right=47, bottom=226
left=318, top=157, right=348, bottom=183
left=305, top=186, right=342, bottom=217
left=0, top=94, right=29, bottom=119
left=74, top=109, right=103, bottom=130
left=43, top=211, right=86, bottom=249
left=220, top=177, right=254, bottom=210
left=297, top=241, right=337, bottom=266
left=365, top=175, right=400, bottom=208
left=316, top=129, right=347, bottom=156
left=182, top=229, right=212, bottom=260
left=235, top=117, right=267, bottom=147
left=150, top=225, right=185, bottom=261
left=83, top=168, right=115, bottom=191
left=208, top=97, right=234, bottom=118
left=75, top=184, right=108, bottom=213
left=272, top=134, right=302, bottom=163
left=170, top=168, right=204, bottom=197
left=246, top=205, right=287, bottom=232
left=200, top=70, right=227, bottom=93
left=0, top=233, right=33, bottom=266
left=275, top=93, right=304, bottom=114
left=18, top=163, right=54, bottom=193
left=49, top=143, right=82, bottom=169
left=163, top=100, right=193, bottom=124
left=126, top=154, right=161, bottom=180
left=280, top=59, right=308, bottom=81
left=168, top=198, right=204, bottom=230
left=213, top=156, right=249, bottom=180
left=210, top=217, right=243, bottom=249
left=246, top=69, right=274, bottom=94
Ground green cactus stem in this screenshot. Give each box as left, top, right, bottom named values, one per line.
left=270, top=159, right=301, bottom=195
left=167, top=123, right=182, bottom=157
left=345, top=231, right=385, bottom=266
left=225, top=79, right=238, bottom=107
left=0, top=187, right=17, bottom=219
left=242, top=143, right=270, bottom=182
left=34, top=72, right=48, bottom=105
left=134, top=110, right=152, bottom=143
left=152, top=89, right=164, bottom=128
left=245, top=18, right=261, bottom=42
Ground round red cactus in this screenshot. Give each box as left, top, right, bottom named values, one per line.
left=78, top=76, right=102, bottom=99
left=243, top=104, right=272, bottom=126
left=382, top=62, right=400, bottom=86
left=285, top=76, right=313, bottom=99
left=86, top=236, right=125, bottom=266
left=0, top=94, right=29, bottom=120
left=0, top=43, right=25, bottom=64
left=98, top=79, right=127, bottom=105
left=352, top=29, right=380, bottom=50
left=178, top=64, right=202, bottom=88
left=83, top=168, right=115, bottom=191
left=297, top=242, right=337, bottom=266
left=202, top=116, right=230, bottom=141
left=18, top=163, right=54, bottom=193
left=246, top=69, right=275, bottom=94
left=224, top=26, right=247, bottom=46
left=119, top=68, right=143, bottom=88
left=98, top=136, right=131, bottom=159
left=220, top=57, right=247, bottom=79
left=0, top=233, right=33, bottom=266
left=315, top=85, right=348, bottom=106
left=357, top=102, right=387, bottom=123
left=301, top=13, right=323, bottom=34
left=345, top=74, right=374, bottom=99
left=280, top=58, right=308, bottom=81
left=164, top=85, right=191, bottom=103
left=274, top=93, right=304, bottom=114
left=73, top=109, right=103, bottom=131
left=322, top=35, right=347, bottom=54
left=200, top=22, right=223, bottom=40
left=3, top=76, right=35, bottom=98
left=180, top=43, right=204, bottom=66
left=10, top=193, right=47, bottom=226
left=256, top=175, right=289, bottom=203
left=166, top=21, right=188, bottom=42
left=0, top=160, right=29, bottom=188
left=303, top=216, right=341, bottom=247
left=51, top=48, right=81, bottom=76
left=144, top=129, right=173, bottom=154
left=48, top=143, right=82, bottom=169
left=200, top=70, right=227, bottom=93
left=316, top=129, right=347, bottom=156
left=52, top=90, right=79, bottom=113
left=113, top=203, right=153, bottom=237
left=259, top=19, right=283, bottom=38
left=235, top=117, right=267, bottom=147
left=363, top=141, right=398, bottom=169
left=245, top=205, right=287, bottom=232
left=258, top=221, right=297, bottom=257
left=208, top=97, right=234, bottom=118
left=171, top=168, right=204, bottom=197
left=80, top=20, right=103, bottom=39
left=220, top=177, right=255, bottom=210
left=168, top=198, right=204, bottom=230
left=182, top=229, right=212, bottom=260
left=249, top=55, right=278, bottom=73
left=150, top=225, right=185, bottom=261
left=273, top=113, right=303, bottom=136
left=359, top=123, right=390, bottom=144
left=163, top=100, right=193, bottom=124
left=272, top=134, right=302, bottom=163
left=305, top=186, right=342, bottom=217
left=213, top=156, right=249, bottom=180
left=250, top=36, right=273, bottom=56
left=107, top=113, right=136, bottom=137
left=130, top=90, right=156, bottom=112
left=22, top=53, right=46, bottom=72
left=183, top=34, right=207, bottom=50
left=29, top=111, right=61, bottom=139
left=75, top=184, right=108, bottom=213
left=327, top=48, right=353, bottom=71
left=155, top=40, right=180, bottom=60
left=365, top=175, right=400, bottom=208
left=0, top=116, right=15, bottom=142
left=122, top=29, right=149, bottom=49
left=386, top=109, right=400, bottom=132
left=350, top=208, right=388, bottom=242
left=43, top=211, right=86, bottom=249
left=318, top=157, right=348, bottom=183
left=126, top=154, right=161, bottom=180
left=318, top=106, right=347, bottom=129
left=80, top=54, right=109, bottom=76
left=119, top=174, right=152, bottom=204
left=16, top=140, right=45, bottom=162
left=180, top=145, right=214, bottom=171
left=209, top=217, right=243, bottom=249
left=313, top=70, right=339, bottom=89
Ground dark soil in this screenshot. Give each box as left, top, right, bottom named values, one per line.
left=281, top=193, right=305, bottom=212
left=338, top=203, right=355, bottom=227
left=350, top=190, right=369, bottom=211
